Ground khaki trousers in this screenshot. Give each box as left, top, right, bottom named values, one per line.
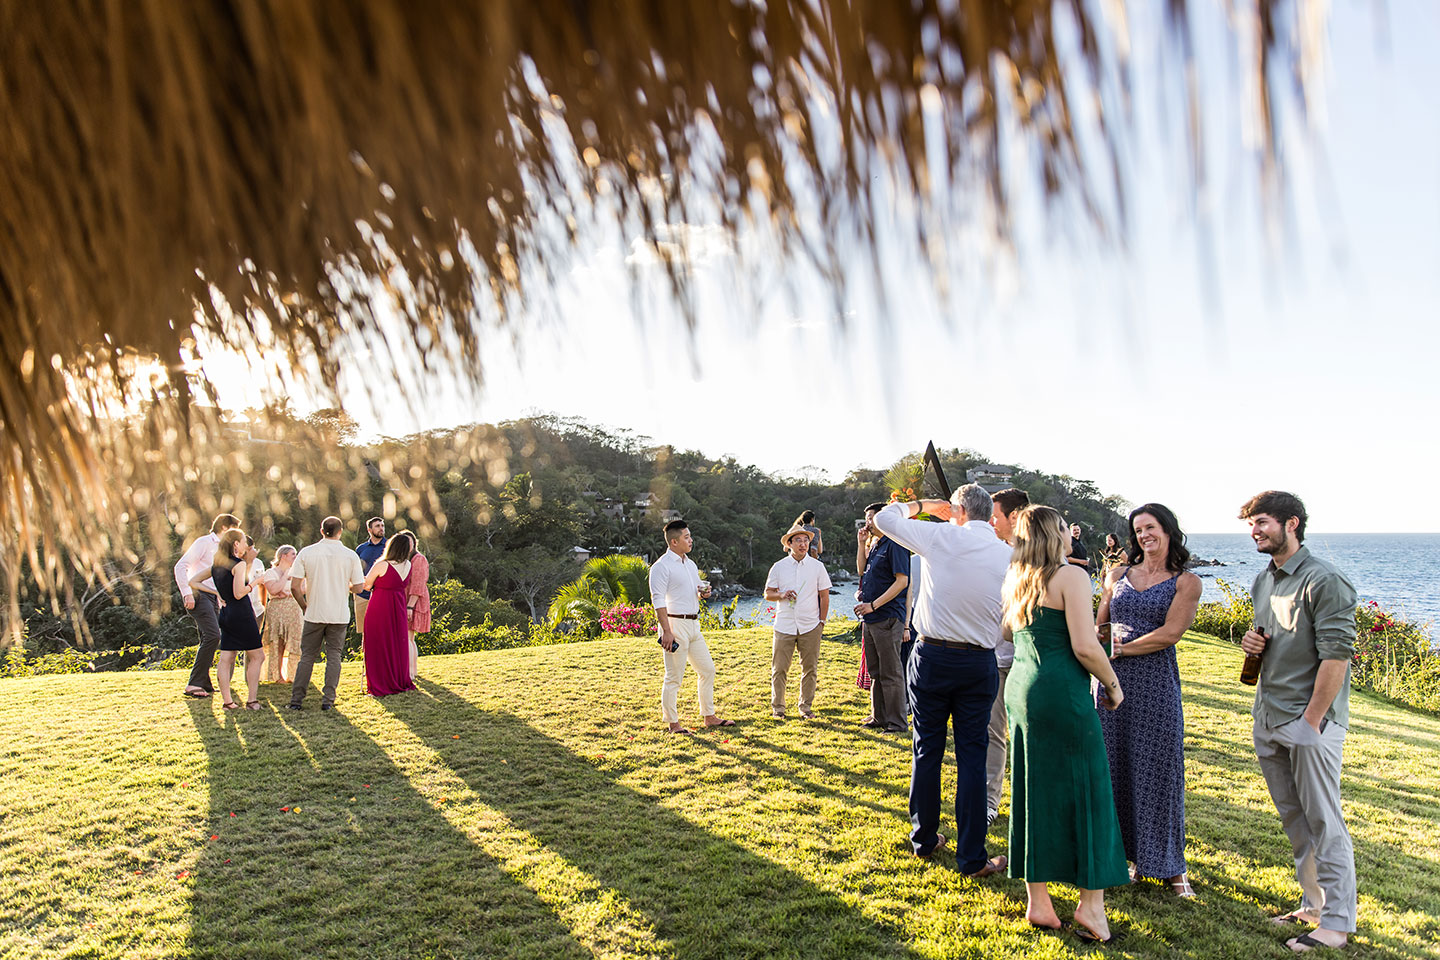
left=289, top=621, right=348, bottom=707
left=1253, top=715, right=1357, bottom=932
left=772, top=623, right=823, bottom=714
left=660, top=619, right=715, bottom=723
left=985, top=665, right=1011, bottom=817
left=354, top=595, right=369, bottom=635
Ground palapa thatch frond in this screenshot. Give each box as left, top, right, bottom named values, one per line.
left=0, top=0, right=1329, bottom=639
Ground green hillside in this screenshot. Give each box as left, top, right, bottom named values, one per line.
left=2, top=630, right=1436, bottom=959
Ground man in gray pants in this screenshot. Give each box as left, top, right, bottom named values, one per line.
left=287, top=516, right=365, bottom=711
left=1240, top=491, right=1356, bottom=953
left=173, top=513, right=240, bottom=697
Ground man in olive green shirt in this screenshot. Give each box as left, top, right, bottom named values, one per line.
left=1239, top=491, right=1356, bottom=953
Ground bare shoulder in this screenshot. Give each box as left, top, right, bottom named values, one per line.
left=1104, top=564, right=1129, bottom=587
left=1053, top=563, right=1091, bottom=590
left=1177, top=571, right=1204, bottom=595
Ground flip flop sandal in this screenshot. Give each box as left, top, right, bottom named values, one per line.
left=1074, top=923, right=1119, bottom=945
left=184, top=689, right=211, bottom=698
left=1288, top=933, right=1339, bottom=952
left=710, top=718, right=737, bottom=727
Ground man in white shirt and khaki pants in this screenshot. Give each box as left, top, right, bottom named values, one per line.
left=286, top=516, right=365, bottom=711
left=648, top=519, right=734, bottom=734
left=765, top=524, right=832, bottom=719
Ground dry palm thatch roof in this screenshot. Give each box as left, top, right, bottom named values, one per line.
left=0, top=0, right=1328, bottom=638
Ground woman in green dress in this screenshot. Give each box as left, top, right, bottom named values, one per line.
left=1002, top=505, right=1129, bottom=943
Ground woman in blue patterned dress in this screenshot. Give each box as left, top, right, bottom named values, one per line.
left=1096, top=503, right=1202, bottom=897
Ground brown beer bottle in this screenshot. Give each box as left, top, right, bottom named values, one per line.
left=1240, top=626, right=1266, bottom=686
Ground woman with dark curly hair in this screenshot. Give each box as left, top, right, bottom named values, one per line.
left=1096, top=503, right=1202, bottom=897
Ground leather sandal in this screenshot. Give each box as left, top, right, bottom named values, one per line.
left=245, top=701, right=262, bottom=710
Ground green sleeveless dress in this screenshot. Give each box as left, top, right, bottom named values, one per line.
left=1006, top=606, right=1129, bottom=887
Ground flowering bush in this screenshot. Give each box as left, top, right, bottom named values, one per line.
left=600, top=603, right=648, bottom=637
left=1351, top=601, right=1439, bottom=711
left=1197, top=583, right=1437, bottom=713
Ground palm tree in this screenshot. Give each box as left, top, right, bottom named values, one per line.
left=0, top=1, right=1335, bottom=633
left=546, top=553, right=653, bottom=628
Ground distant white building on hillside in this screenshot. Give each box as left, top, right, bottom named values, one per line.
left=966, top=464, right=1016, bottom=493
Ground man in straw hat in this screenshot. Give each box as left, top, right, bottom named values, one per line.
left=763, top=524, right=832, bottom=719
left=873, top=483, right=1010, bottom=876
left=648, top=519, right=735, bottom=734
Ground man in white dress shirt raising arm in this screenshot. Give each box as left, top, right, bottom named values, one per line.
left=648, top=519, right=735, bottom=734
left=764, top=525, right=832, bottom=719
left=874, top=483, right=1011, bottom=877
left=173, top=513, right=240, bottom=698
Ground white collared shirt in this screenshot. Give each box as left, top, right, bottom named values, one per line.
left=648, top=549, right=702, bottom=615
left=248, top=558, right=266, bottom=616
left=174, top=532, right=220, bottom=600
left=766, top=553, right=833, bottom=634
left=290, top=538, right=365, bottom=625
left=873, top=505, right=1011, bottom=648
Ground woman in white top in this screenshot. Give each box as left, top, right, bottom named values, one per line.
left=257, top=545, right=302, bottom=681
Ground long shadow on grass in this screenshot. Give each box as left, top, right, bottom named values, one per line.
left=1178, top=785, right=1440, bottom=958
left=387, top=680, right=922, bottom=960
left=184, top=699, right=591, bottom=960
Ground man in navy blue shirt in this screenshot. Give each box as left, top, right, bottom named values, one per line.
left=354, top=517, right=387, bottom=642
left=854, top=501, right=911, bottom=732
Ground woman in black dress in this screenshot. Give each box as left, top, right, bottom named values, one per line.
left=190, top=528, right=264, bottom=709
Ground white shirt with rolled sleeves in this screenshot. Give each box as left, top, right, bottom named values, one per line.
left=173, top=532, right=220, bottom=601
left=766, top=554, right=833, bottom=634
left=648, top=549, right=703, bottom=616
left=872, top=504, right=1011, bottom=647
left=290, top=539, right=365, bottom=625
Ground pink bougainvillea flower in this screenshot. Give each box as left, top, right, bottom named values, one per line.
left=175, top=870, right=190, bottom=880
left=209, top=834, right=218, bottom=841
left=228, top=812, right=236, bottom=817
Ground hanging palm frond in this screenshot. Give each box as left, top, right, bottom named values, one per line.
left=0, top=0, right=1332, bottom=636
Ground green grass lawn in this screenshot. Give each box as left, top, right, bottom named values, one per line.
left=2, top=627, right=1437, bottom=959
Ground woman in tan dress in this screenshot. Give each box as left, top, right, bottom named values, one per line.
left=257, top=545, right=302, bottom=682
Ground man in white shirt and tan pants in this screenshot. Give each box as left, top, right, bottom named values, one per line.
left=648, top=519, right=735, bottom=734
left=286, top=516, right=365, bottom=711
left=874, top=483, right=1011, bottom=877
left=765, top=524, right=832, bottom=719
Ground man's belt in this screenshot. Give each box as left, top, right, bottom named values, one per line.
left=918, top=634, right=986, bottom=651
left=667, top=613, right=699, bottom=620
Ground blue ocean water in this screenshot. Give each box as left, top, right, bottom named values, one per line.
left=729, top=533, right=1438, bottom=639
left=1184, top=533, right=1438, bottom=635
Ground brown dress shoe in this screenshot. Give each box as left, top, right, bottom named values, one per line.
left=965, top=855, right=1008, bottom=878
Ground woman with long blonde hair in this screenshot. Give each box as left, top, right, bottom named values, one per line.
left=1001, top=505, right=1128, bottom=943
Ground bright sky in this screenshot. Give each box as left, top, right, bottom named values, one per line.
left=212, top=4, right=1440, bottom=534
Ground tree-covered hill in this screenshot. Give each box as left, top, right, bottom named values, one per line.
left=9, top=415, right=1128, bottom=662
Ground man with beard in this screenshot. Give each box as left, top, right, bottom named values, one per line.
left=1239, top=491, right=1356, bottom=953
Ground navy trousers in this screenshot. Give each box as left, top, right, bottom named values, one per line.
left=907, top=641, right=998, bottom=871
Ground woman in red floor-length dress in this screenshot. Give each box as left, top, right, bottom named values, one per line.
left=361, top=536, right=417, bottom=697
